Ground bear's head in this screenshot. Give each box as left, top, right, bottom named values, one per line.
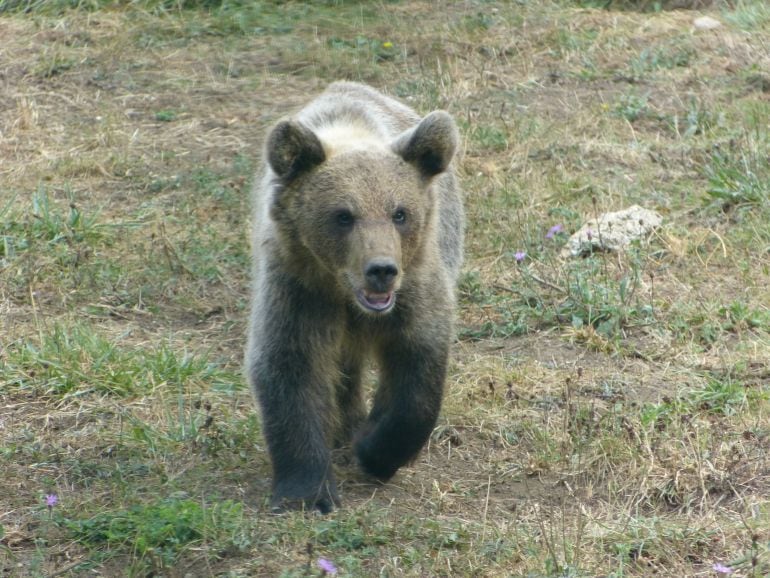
left=265, top=111, right=458, bottom=315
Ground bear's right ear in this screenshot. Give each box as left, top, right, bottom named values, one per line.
left=392, top=111, right=458, bottom=178
left=266, top=120, right=326, bottom=180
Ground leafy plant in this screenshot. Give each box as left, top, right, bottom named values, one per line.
left=559, top=249, right=652, bottom=336
left=614, top=92, right=651, bottom=122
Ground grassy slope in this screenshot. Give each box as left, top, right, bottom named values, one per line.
left=1, top=1, right=769, bottom=576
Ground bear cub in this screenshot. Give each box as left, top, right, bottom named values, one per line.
left=246, top=82, right=464, bottom=513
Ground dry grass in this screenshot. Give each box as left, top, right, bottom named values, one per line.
left=2, top=1, right=770, bottom=576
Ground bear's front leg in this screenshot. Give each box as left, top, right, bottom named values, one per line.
left=355, top=336, right=449, bottom=481
left=248, top=291, right=341, bottom=513
left=257, top=379, right=339, bottom=513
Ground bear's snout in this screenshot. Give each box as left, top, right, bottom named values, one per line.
left=364, top=258, right=399, bottom=293
left=353, top=257, right=400, bottom=314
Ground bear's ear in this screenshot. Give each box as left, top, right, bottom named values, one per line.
left=266, top=120, right=326, bottom=180
left=392, top=111, right=458, bottom=177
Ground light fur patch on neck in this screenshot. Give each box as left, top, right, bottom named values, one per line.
left=316, top=123, right=386, bottom=157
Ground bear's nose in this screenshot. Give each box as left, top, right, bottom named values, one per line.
left=365, top=259, right=399, bottom=292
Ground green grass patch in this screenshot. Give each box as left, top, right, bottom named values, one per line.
left=641, top=375, right=765, bottom=426
left=461, top=239, right=655, bottom=342
left=705, top=145, right=770, bottom=211
left=2, top=323, right=241, bottom=396
left=613, top=91, right=653, bottom=123
left=1, top=187, right=108, bottom=262
left=626, top=42, right=695, bottom=80
left=61, top=496, right=250, bottom=572
left=723, top=0, right=770, bottom=30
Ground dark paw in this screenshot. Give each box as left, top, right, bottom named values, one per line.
left=271, top=476, right=340, bottom=514
left=354, top=438, right=400, bottom=482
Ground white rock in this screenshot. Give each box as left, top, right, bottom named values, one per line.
left=561, top=205, right=662, bottom=258
left=693, top=16, right=722, bottom=31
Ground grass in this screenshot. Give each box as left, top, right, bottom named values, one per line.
left=2, top=0, right=770, bottom=576
left=61, top=497, right=250, bottom=572
left=3, top=322, right=241, bottom=396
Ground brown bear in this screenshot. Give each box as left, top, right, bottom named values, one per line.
left=245, top=81, right=464, bottom=513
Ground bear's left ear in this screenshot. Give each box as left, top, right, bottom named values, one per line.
left=392, top=111, right=458, bottom=177
left=266, top=120, right=326, bottom=181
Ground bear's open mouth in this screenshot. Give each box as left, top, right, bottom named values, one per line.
left=356, top=290, right=395, bottom=313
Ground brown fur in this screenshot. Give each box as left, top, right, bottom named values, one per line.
left=245, top=82, right=464, bottom=512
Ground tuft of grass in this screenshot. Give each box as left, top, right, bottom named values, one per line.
left=1, top=187, right=105, bottom=261
left=465, top=122, right=509, bottom=153
left=686, top=376, right=757, bottom=416
left=626, top=41, right=695, bottom=81
left=61, top=496, right=250, bottom=572
left=723, top=0, right=770, bottom=30
left=154, top=109, right=178, bottom=122
left=2, top=323, right=241, bottom=396
left=673, top=96, right=724, bottom=139
left=613, top=91, right=652, bottom=123
left=641, top=375, right=764, bottom=427
left=705, top=144, right=770, bottom=211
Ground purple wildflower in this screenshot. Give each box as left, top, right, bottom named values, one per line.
left=586, top=229, right=593, bottom=241
left=45, top=494, right=58, bottom=508
left=545, top=224, right=563, bottom=239
left=713, top=563, right=733, bottom=575
left=514, top=251, right=526, bottom=263
left=317, top=557, right=337, bottom=575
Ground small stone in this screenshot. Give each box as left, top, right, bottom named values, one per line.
left=561, top=205, right=662, bottom=258
left=693, top=16, right=721, bottom=31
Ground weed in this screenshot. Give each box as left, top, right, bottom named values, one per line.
left=672, top=96, right=723, bottom=139
left=614, top=91, right=651, bottom=123
left=509, top=229, right=653, bottom=341
left=705, top=143, right=770, bottom=211
left=713, top=301, right=770, bottom=335
left=627, top=42, right=694, bottom=80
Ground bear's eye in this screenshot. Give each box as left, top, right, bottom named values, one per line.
left=392, top=208, right=407, bottom=225
left=334, top=210, right=355, bottom=228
